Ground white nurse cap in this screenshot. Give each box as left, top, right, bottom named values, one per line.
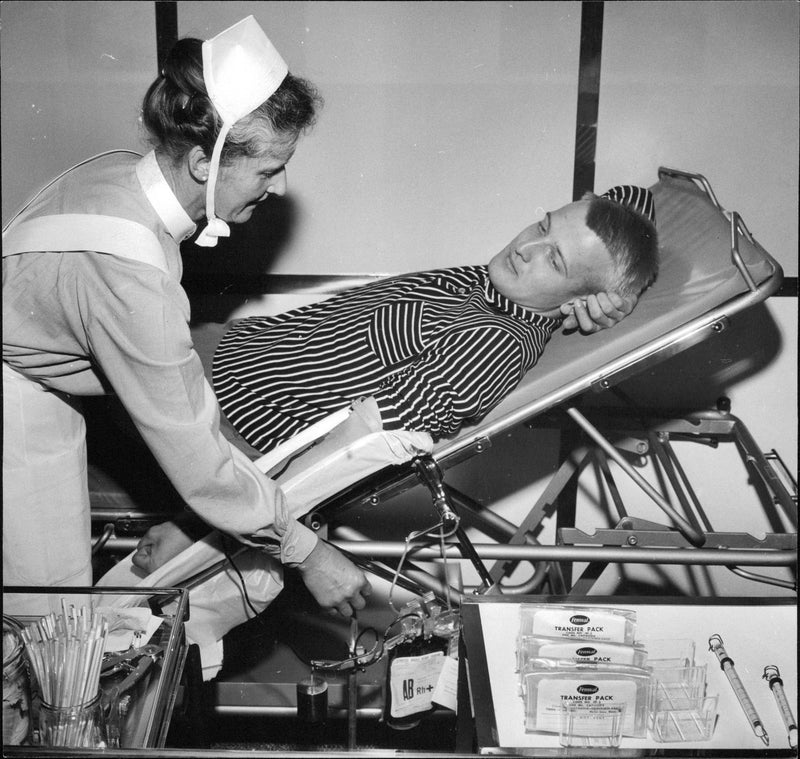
left=195, top=16, right=289, bottom=247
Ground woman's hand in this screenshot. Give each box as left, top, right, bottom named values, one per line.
left=561, top=291, right=638, bottom=333
left=296, top=540, right=372, bottom=617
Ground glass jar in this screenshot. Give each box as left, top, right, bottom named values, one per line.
left=296, top=673, right=328, bottom=725
left=38, top=694, right=106, bottom=748
left=3, top=615, right=32, bottom=745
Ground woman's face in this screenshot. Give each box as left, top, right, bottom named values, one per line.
left=214, top=150, right=293, bottom=224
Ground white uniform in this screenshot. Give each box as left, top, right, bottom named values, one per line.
left=2, top=151, right=316, bottom=614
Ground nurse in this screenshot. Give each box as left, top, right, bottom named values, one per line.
left=2, top=17, right=371, bottom=617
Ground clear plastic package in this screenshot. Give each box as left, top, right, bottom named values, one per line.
left=517, top=635, right=648, bottom=673
left=643, top=638, right=696, bottom=669
left=518, top=604, right=637, bottom=645
left=522, top=660, right=651, bottom=737
left=559, top=702, right=626, bottom=748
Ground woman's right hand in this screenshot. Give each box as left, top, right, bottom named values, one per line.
left=296, top=540, right=372, bottom=617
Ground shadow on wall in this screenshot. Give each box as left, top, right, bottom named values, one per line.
left=588, top=301, right=784, bottom=411
left=180, top=194, right=299, bottom=293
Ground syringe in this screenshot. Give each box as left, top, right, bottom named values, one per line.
left=763, top=665, right=798, bottom=749
left=708, top=634, right=768, bottom=746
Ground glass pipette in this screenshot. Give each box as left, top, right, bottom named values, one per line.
left=708, top=634, right=768, bottom=746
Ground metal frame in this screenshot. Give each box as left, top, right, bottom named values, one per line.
left=94, top=404, right=796, bottom=603
left=313, top=405, right=797, bottom=600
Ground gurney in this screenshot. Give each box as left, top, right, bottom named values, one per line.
left=91, top=167, right=797, bottom=661
left=306, top=166, right=798, bottom=596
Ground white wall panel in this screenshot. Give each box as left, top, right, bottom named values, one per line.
left=1, top=1, right=156, bottom=222
left=595, top=0, right=798, bottom=276
left=178, top=1, right=582, bottom=274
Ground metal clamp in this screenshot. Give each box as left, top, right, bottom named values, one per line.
left=413, top=457, right=460, bottom=530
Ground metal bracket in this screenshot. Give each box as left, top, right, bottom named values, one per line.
left=414, top=458, right=460, bottom=530
left=357, top=437, right=492, bottom=510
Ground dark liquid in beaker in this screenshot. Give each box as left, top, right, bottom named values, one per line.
left=296, top=677, right=328, bottom=724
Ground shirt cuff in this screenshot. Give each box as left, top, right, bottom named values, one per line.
left=277, top=520, right=319, bottom=566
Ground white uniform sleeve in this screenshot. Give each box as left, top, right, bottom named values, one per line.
left=82, top=264, right=317, bottom=565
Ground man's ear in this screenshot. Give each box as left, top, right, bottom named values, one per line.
left=187, top=146, right=211, bottom=183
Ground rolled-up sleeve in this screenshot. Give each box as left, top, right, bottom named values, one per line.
left=82, top=264, right=317, bottom=565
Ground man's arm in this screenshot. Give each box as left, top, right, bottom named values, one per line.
left=372, top=325, right=539, bottom=439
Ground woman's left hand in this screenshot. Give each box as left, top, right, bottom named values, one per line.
left=132, top=521, right=195, bottom=575
left=561, top=291, right=638, bottom=333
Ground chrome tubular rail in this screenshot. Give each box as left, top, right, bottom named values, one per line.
left=658, top=166, right=770, bottom=293
left=96, top=536, right=796, bottom=569
left=728, top=210, right=758, bottom=292
left=658, top=166, right=723, bottom=209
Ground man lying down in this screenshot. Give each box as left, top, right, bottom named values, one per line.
left=132, top=185, right=658, bottom=583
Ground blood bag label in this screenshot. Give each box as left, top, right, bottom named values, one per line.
left=431, top=655, right=459, bottom=711
left=388, top=652, right=445, bottom=718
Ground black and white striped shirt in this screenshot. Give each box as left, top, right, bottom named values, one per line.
left=213, top=266, right=559, bottom=453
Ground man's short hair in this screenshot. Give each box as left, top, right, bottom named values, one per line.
left=582, top=192, right=659, bottom=297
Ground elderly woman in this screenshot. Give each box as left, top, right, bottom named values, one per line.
left=2, top=17, right=370, bottom=617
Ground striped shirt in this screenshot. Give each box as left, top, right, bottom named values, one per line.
left=213, top=266, right=560, bottom=453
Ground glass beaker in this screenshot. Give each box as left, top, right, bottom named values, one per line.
left=296, top=673, right=328, bottom=725
left=38, top=694, right=106, bottom=748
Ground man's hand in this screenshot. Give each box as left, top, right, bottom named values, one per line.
left=132, top=520, right=196, bottom=575
left=561, top=292, right=638, bottom=333
left=296, top=540, right=372, bottom=617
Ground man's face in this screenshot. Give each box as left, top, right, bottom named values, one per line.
left=488, top=200, right=614, bottom=313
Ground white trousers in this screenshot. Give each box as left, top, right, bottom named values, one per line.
left=3, top=363, right=93, bottom=615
